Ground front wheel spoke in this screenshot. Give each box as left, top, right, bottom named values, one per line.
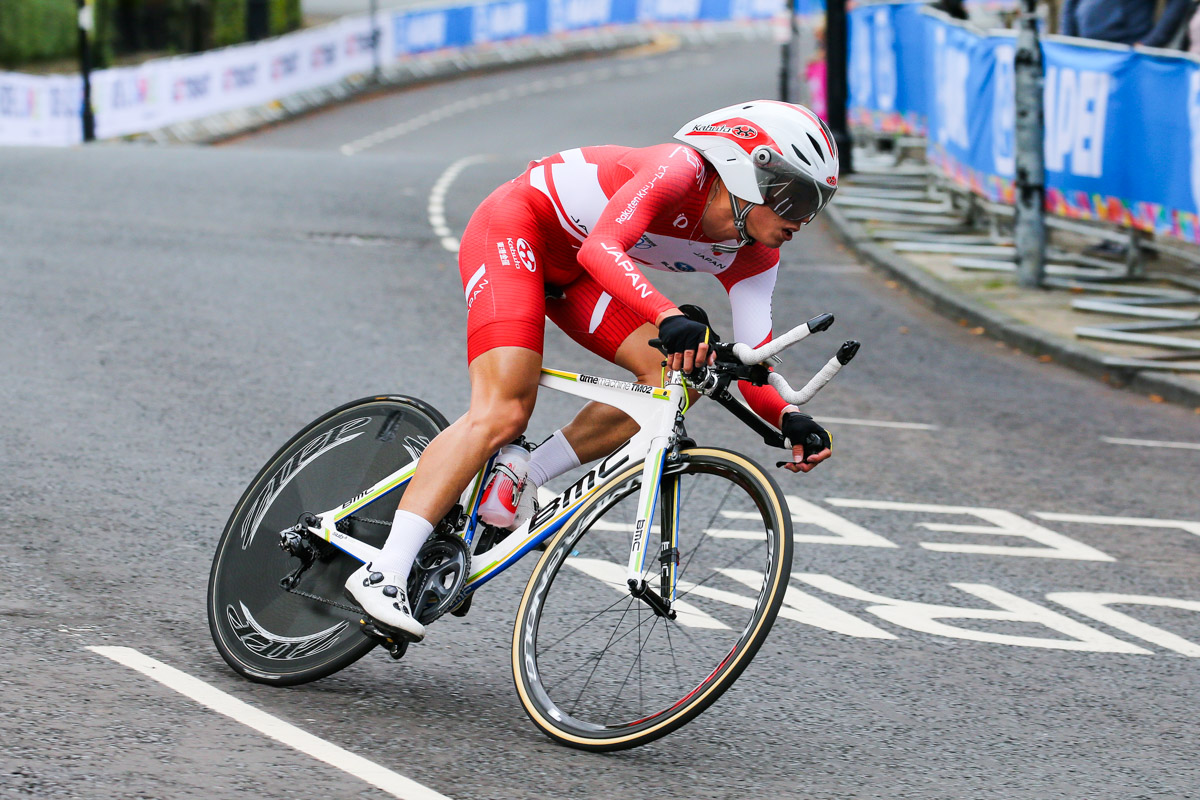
left=544, top=602, right=707, bottom=701
left=673, top=478, right=737, bottom=589
left=675, top=536, right=772, bottom=604
left=604, top=610, right=662, bottom=725
left=664, top=619, right=682, bottom=702
left=566, top=597, right=638, bottom=717
left=537, top=594, right=636, bottom=655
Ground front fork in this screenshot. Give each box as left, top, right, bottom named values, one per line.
left=624, top=446, right=682, bottom=620
left=625, top=375, right=688, bottom=618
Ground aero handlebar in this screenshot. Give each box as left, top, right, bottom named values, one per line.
left=729, top=313, right=835, bottom=364
left=730, top=314, right=860, bottom=407
left=650, top=312, right=860, bottom=410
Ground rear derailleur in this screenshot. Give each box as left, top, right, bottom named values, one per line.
left=277, top=513, right=339, bottom=591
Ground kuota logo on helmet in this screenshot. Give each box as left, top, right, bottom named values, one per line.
left=826, top=176, right=838, bottom=187
left=691, top=123, right=758, bottom=139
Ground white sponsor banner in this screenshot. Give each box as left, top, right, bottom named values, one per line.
left=0, top=0, right=754, bottom=146
left=88, top=17, right=390, bottom=140
left=93, top=62, right=164, bottom=140
left=339, top=15, right=386, bottom=75
left=731, top=0, right=783, bottom=20
left=0, top=71, right=82, bottom=147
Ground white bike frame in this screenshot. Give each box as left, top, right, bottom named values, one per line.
left=304, top=366, right=690, bottom=603
left=297, top=313, right=854, bottom=611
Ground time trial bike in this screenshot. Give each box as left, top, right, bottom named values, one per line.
left=207, top=311, right=857, bottom=751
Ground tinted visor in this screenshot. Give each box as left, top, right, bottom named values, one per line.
left=755, top=158, right=835, bottom=223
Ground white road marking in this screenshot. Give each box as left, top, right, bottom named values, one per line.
left=1033, top=511, right=1200, bottom=537
left=339, top=56, right=706, bottom=155
left=429, top=154, right=493, bottom=252
left=87, top=646, right=453, bottom=800
left=1101, top=436, right=1200, bottom=451
left=817, top=416, right=938, bottom=431
left=826, top=499, right=1114, bottom=561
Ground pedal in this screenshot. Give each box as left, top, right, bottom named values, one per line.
left=449, top=595, right=473, bottom=617
left=358, top=618, right=419, bottom=659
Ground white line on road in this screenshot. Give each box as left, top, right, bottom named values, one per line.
left=429, top=155, right=494, bottom=252
left=817, top=417, right=938, bottom=431
left=1033, top=511, right=1200, bottom=535
left=338, top=55, right=707, bottom=155
left=1100, top=436, right=1200, bottom=451
left=87, top=646, right=453, bottom=800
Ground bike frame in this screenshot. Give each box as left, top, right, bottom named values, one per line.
left=305, top=366, right=691, bottom=605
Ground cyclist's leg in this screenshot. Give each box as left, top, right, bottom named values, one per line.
left=397, top=346, right=541, bottom=525
left=398, top=181, right=548, bottom=528
left=348, top=183, right=547, bottom=633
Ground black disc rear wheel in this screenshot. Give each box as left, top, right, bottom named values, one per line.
left=208, top=395, right=448, bottom=686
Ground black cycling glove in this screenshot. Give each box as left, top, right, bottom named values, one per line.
left=781, top=412, right=832, bottom=461
left=657, top=314, right=711, bottom=358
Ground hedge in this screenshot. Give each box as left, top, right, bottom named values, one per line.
left=0, top=0, right=302, bottom=69
left=0, top=0, right=80, bottom=68
left=269, top=0, right=301, bottom=36
left=211, top=0, right=247, bottom=47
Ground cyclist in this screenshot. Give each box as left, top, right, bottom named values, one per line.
left=348, top=100, right=839, bottom=638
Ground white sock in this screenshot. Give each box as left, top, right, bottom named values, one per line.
left=526, top=430, right=582, bottom=489
left=375, top=509, right=433, bottom=576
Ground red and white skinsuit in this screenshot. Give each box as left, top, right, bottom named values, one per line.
left=458, top=142, right=793, bottom=425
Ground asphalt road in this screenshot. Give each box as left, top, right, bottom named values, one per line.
left=3, top=37, right=1200, bottom=800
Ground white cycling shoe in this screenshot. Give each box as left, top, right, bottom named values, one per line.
left=344, top=563, right=426, bottom=641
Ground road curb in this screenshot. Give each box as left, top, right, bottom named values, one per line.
left=825, top=204, right=1200, bottom=410
left=117, top=22, right=774, bottom=147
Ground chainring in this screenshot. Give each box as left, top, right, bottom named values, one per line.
left=406, top=535, right=471, bottom=625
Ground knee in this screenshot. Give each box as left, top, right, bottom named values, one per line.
left=631, top=368, right=664, bottom=389
left=466, top=396, right=534, bottom=451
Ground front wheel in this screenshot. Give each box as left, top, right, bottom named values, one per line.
left=511, top=447, right=793, bottom=751
left=208, top=395, right=448, bottom=686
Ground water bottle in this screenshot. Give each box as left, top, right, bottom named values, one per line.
left=478, top=443, right=531, bottom=528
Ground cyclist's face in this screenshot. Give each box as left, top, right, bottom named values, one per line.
left=746, top=203, right=804, bottom=248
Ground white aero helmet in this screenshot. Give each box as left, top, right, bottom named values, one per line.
left=674, top=100, right=839, bottom=250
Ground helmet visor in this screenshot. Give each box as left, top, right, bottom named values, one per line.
left=755, top=160, right=836, bottom=223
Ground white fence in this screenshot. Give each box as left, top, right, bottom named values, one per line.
left=0, top=0, right=780, bottom=146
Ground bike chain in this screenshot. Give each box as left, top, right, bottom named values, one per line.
left=339, top=515, right=391, bottom=529
left=282, top=583, right=364, bottom=616
left=283, top=518, right=465, bottom=618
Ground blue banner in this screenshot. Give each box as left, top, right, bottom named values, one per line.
left=849, top=2, right=929, bottom=135
left=853, top=3, right=1200, bottom=244
left=390, top=0, right=776, bottom=56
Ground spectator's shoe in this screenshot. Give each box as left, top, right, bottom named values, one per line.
left=344, top=563, right=425, bottom=641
